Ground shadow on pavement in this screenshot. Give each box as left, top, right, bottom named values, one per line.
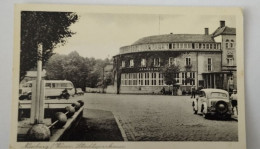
left=66, top=109, right=124, bottom=141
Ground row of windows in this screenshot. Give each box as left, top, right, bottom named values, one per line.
left=122, top=57, right=213, bottom=71
left=121, top=72, right=196, bottom=86
left=120, top=43, right=221, bottom=54
left=169, top=43, right=220, bottom=50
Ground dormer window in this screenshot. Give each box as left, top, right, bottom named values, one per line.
left=141, top=58, right=146, bottom=67
left=154, top=58, right=160, bottom=67
left=169, top=57, right=177, bottom=66
left=130, top=59, right=134, bottom=67
left=122, top=61, right=125, bottom=68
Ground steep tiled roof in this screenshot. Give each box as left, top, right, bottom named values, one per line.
left=132, top=34, right=215, bottom=45
left=212, top=26, right=236, bottom=37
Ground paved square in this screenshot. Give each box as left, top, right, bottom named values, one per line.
left=76, top=93, right=238, bottom=141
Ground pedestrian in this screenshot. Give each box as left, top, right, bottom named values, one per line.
left=191, top=85, right=196, bottom=98
left=230, top=89, right=238, bottom=115
left=161, top=87, right=165, bottom=95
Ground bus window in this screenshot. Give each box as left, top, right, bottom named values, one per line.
left=45, top=83, right=51, bottom=88
left=52, top=83, right=56, bottom=88
left=61, top=83, right=67, bottom=88
left=68, top=83, right=73, bottom=88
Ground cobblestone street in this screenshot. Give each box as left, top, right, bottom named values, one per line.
left=76, top=93, right=238, bottom=141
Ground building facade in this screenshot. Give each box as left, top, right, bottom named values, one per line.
left=113, top=21, right=236, bottom=94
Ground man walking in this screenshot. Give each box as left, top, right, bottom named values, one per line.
left=191, top=85, right=196, bottom=98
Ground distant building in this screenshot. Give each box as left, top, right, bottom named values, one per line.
left=113, top=20, right=236, bottom=94
left=19, top=69, right=46, bottom=88
left=212, top=20, right=237, bottom=92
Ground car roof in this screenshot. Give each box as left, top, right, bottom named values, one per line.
left=201, top=88, right=228, bottom=94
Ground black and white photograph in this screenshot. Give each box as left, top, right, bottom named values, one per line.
left=10, top=4, right=246, bottom=149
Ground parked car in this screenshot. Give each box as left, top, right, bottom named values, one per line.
left=192, top=89, right=232, bottom=119
left=76, top=88, right=84, bottom=95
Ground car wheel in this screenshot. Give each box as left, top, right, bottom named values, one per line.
left=203, top=112, right=209, bottom=119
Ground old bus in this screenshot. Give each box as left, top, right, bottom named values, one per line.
left=19, top=80, right=75, bottom=100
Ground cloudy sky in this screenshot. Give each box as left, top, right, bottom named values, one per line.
left=54, top=13, right=236, bottom=59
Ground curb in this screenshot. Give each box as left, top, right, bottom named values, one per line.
left=113, top=114, right=128, bottom=141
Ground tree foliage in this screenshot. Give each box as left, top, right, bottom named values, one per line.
left=20, top=11, right=78, bottom=81
left=45, top=51, right=113, bottom=89
left=162, top=64, right=180, bottom=95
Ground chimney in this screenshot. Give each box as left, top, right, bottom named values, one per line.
left=204, top=28, right=209, bottom=35
left=220, top=20, right=225, bottom=27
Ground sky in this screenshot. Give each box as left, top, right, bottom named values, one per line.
left=54, top=13, right=236, bottom=59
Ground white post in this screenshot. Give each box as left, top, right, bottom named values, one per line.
left=30, top=43, right=44, bottom=124
left=30, top=80, right=37, bottom=124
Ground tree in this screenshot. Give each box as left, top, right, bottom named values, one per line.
left=45, top=52, right=90, bottom=89
left=162, top=64, right=180, bottom=95
left=20, top=11, right=78, bottom=81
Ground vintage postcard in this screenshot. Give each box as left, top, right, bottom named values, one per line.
left=11, top=4, right=246, bottom=149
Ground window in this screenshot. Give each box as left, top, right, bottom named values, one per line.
left=172, top=43, right=175, bottom=49
left=206, top=44, right=209, bottom=49
left=227, top=58, right=234, bottom=66
left=145, top=73, right=149, bottom=85
left=226, top=43, right=229, bottom=48
left=130, top=59, right=134, bottom=67
left=169, top=43, right=172, bottom=49
left=208, top=58, right=212, bottom=71
left=210, top=44, right=212, bottom=49
left=133, top=73, right=137, bottom=85
left=141, top=58, right=146, bottom=67
left=226, top=39, right=229, bottom=48
left=186, top=57, right=191, bottom=66
left=199, top=43, right=201, bottom=49
left=122, top=61, right=125, bottom=68
left=152, top=73, right=156, bottom=85
left=174, top=73, right=180, bottom=83
left=179, top=43, right=183, bottom=48
left=154, top=58, right=160, bottom=67
left=159, top=73, right=164, bottom=85
left=176, top=43, right=179, bottom=49
left=192, top=43, right=195, bottom=49
left=169, top=57, right=177, bottom=66
left=139, top=73, right=144, bottom=85
left=202, top=44, right=206, bottom=49
left=190, top=72, right=195, bottom=85
left=230, top=40, right=234, bottom=48
left=181, top=72, right=188, bottom=85
left=121, top=74, right=125, bottom=85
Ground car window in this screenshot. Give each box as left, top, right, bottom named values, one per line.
left=210, top=92, right=227, bottom=98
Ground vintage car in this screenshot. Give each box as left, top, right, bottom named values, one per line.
left=75, top=88, right=84, bottom=95
left=192, top=89, right=232, bottom=119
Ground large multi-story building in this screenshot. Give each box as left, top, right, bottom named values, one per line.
left=112, top=20, right=236, bottom=94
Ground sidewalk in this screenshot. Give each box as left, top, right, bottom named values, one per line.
left=67, top=109, right=124, bottom=141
